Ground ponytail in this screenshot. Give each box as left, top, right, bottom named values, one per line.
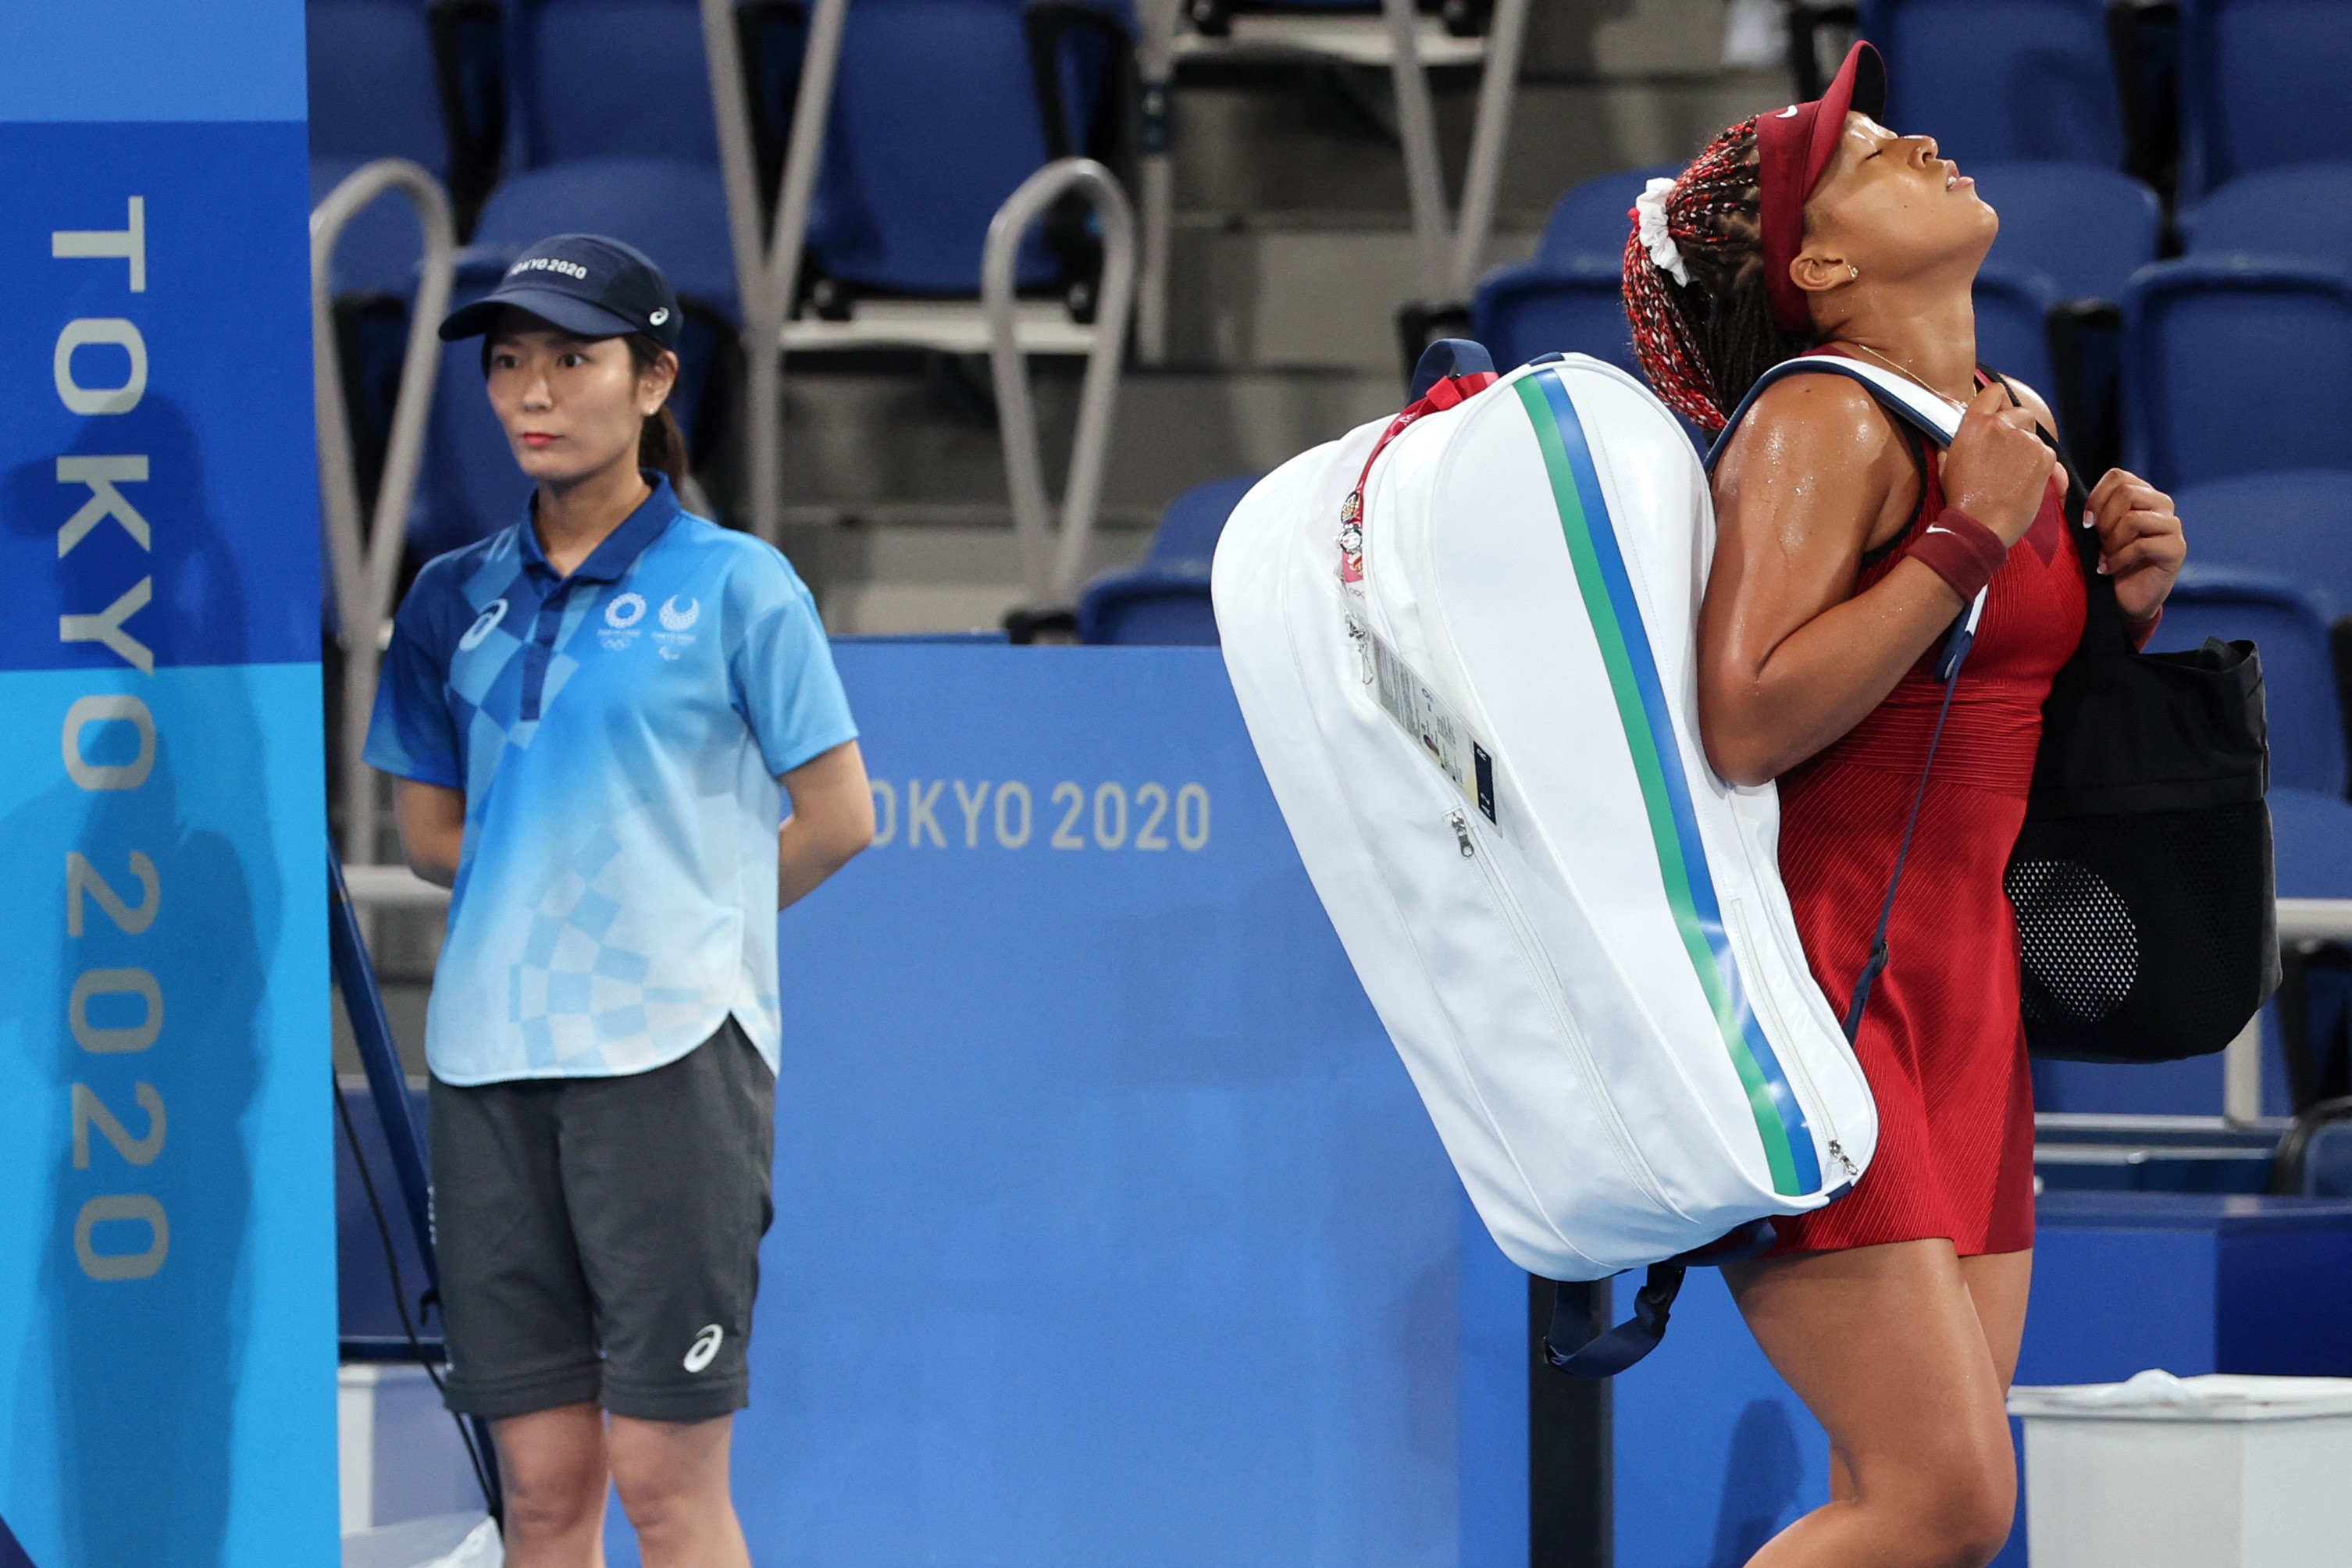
left=1622, top=117, right=1815, bottom=436
left=626, top=334, right=691, bottom=491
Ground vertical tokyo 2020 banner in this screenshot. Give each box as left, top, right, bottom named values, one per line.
left=0, top=4, right=339, bottom=1563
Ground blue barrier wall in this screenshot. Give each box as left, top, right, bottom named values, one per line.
left=0, top=4, right=337, bottom=1563
left=604, top=644, right=1529, bottom=1566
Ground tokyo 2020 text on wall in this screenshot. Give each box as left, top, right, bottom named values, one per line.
left=0, top=4, right=337, bottom=1564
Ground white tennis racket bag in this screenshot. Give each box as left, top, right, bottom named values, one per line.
left=1214, top=348, right=1962, bottom=1323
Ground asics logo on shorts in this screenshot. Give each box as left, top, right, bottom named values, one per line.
left=684, top=1323, right=725, bottom=1372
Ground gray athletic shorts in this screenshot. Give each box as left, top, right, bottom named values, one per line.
left=427, top=1017, right=775, bottom=1422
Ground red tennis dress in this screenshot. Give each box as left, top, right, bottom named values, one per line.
left=1768, top=403, right=2083, bottom=1257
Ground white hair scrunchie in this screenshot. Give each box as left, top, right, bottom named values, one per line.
left=1634, top=176, right=1690, bottom=286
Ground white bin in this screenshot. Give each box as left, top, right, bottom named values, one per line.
left=337, top=1362, right=484, bottom=1534
left=2008, top=1370, right=2352, bottom=1568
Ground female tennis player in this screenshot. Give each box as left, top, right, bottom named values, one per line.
left=1623, top=46, right=2185, bottom=1566
left=366, top=233, right=872, bottom=1566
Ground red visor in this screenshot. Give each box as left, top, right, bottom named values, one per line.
left=1757, top=41, right=1887, bottom=333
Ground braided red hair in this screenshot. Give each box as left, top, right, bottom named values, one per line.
left=1622, top=117, right=1812, bottom=436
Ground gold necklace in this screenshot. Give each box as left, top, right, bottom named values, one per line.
left=1845, top=340, right=1967, bottom=409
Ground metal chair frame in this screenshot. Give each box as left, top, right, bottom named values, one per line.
left=701, top=0, right=1138, bottom=611
left=312, top=159, right=459, bottom=868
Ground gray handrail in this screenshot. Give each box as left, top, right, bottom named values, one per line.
left=1133, top=0, right=1182, bottom=364
left=702, top=0, right=850, bottom=546
left=312, top=159, right=457, bottom=866
left=1380, top=0, right=1449, bottom=301
left=982, top=158, right=1138, bottom=606
left=1448, top=0, right=1529, bottom=299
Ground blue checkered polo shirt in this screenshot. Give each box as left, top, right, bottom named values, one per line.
left=364, top=475, right=857, bottom=1085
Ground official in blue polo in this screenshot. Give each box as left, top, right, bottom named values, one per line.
left=365, top=233, right=872, bottom=1563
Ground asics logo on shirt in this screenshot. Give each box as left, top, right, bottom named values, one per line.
left=458, top=599, right=510, bottom=650
left=683, top=1324, right=725, bottom=1372
left=606, top=592, right=647, bottom=629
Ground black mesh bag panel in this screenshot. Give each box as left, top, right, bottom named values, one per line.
left=2005, top=440, right=2278, bottom=1064
left=2008, top=800, right=2278, bottom=1062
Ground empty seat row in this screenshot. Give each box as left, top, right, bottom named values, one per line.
left=310, top=0, right=1136, bottom=554
left=311, top=0, right=1134, bottom=305
left=1858, top=0, right=2352, bottom=204
left=1477, top=159, right=2352, bottom=489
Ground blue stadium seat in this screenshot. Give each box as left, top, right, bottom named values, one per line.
left=1531, top=162, right=1680, bottom=270
left=1860, top=0, right=2126, bottom=167
left=2122, top=260, right=2352, bottom=490
left=2272, top=788, right=2352, bottom=898
left=313, top=157, right=436, bottom=299
left=2144, top=566, right=2343, bottom=796
left=308, top=0, right=454, bottom=295
left=1470, top=264, right=1635, bottom=376
left=2172, top=472, right=2352, bottom=610
left=1972, top=267, right=2058, bottom=399
left=2181, top=162, right=2352, bottom=273
left=2301, top=1118, right=2352, bottom=1196
left=1077, top=474, right=1261, bottom=645
left=2270, top=791, right=2352, bottom=1130
left=804, top=0, right=1135, bottom=296
left=507, top=0, right=723, bottom=169
left=1976, top=162, right=2161, bottom=302
left=309, top=0, right=451, bottom=175
left=1968, top=165, right=2158, bottom=471
left=469, top=159, right=739, bottom=323
left=1470, top=166, right=1688, bottom=380
left=2179, top=0, right=2352, bottom=201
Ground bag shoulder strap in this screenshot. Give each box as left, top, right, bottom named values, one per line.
left=1337, top=340, right=1499, bottom=585
left=1705, top=355, right=1963, bottom=471
left=1696, top=354, right=1986, bottom=1042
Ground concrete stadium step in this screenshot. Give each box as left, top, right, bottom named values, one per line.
left=1168, top=71, right=1797, bottom=229
left=772, top=360, right=1399, bottom=509
left=767, top=361, right=1404, bottom=629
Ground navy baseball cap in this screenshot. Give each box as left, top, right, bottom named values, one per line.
left=439, top=233, right=683, bottom=350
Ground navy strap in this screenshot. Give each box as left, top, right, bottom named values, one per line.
left=1840, top=670, right=1964, bottom=1039
left=1543, top=1220, right=1780, bottom=1377
left=1546, top=1265, right=1684, bottom=1378
left=1407, top=338, right=1495, bottom=401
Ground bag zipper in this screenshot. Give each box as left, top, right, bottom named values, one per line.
left=1450, top=807, right=1684, bottom=1219
left=1724, top=896, right=1856, bottom=1185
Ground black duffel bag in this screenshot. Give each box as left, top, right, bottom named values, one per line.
left=2005, top=456, right=2279, bottom=1063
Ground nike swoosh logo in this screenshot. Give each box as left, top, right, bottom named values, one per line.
left=1776, top=105, right=1801, bottom=119
left=1924, top=526, right=1956, bottom=537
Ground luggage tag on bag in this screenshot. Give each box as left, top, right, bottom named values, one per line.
left=1352, top=611, right=1499, bottom=826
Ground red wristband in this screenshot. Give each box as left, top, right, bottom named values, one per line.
left=1905, top=505, right=2008, bottom=602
